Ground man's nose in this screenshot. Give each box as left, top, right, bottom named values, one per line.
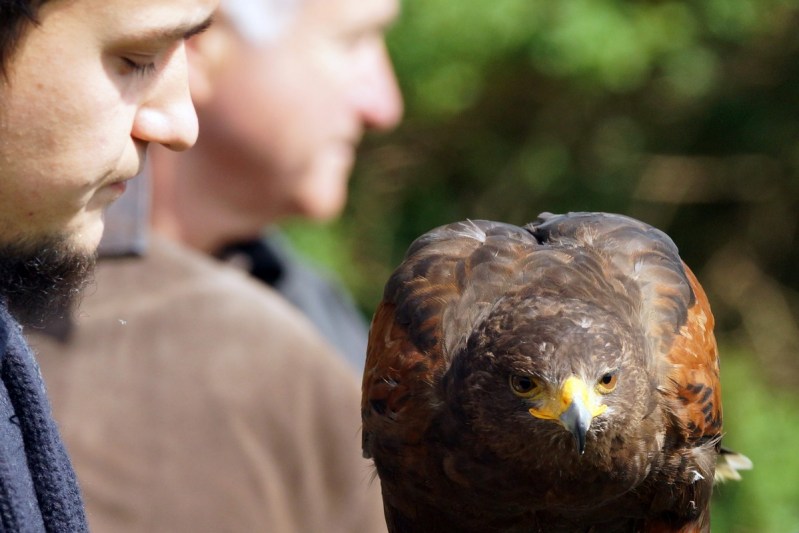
left=131, top=42, right=199, bottom=152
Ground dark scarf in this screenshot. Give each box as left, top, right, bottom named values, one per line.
left=0, top=300, right=87, bottom=532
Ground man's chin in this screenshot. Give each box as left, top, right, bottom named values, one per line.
left=0, top=235, right=96, bottom=328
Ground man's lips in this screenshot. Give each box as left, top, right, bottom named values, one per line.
left=97, top=178, right=129, bottom=203
left=108, top=180, right=128, bottom=192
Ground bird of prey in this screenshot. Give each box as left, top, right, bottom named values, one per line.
left=361, top=212, right=749, bottom=533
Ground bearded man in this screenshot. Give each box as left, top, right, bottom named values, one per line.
left=0, top=0, right=215, bottom=528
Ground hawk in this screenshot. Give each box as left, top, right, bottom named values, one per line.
left=362, top=212, right=749, bottom=532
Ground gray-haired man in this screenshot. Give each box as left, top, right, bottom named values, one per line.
left=150, top=0, right=403, bottom=367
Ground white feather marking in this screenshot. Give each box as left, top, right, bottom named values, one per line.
left=461, top=219, right=487, bottom=242
left=634, top=258, right=645, bottom=272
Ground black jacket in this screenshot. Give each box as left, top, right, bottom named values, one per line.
left=0, top=301, right=87, bottom=532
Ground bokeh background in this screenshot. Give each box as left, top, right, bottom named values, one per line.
left=284, top=1, right=799, bottom=529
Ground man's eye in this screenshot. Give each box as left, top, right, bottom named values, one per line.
left=121, top=57, right=157, bottom=77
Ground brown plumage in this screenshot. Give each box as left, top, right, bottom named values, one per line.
left=361, top=212, right=749, bottom=533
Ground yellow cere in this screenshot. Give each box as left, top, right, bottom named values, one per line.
left=529, top=375, right=607, bottom=420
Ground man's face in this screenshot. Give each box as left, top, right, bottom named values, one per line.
left=200, top=0, right=403, bottom=223
left=0, top=0, right=217, bottom=254
left=0, top=0, right=216, bottom=323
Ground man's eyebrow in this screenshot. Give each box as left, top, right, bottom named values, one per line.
left=183, top=15, right=215, bottom=40
left=136, top=14, right=214, bottom=44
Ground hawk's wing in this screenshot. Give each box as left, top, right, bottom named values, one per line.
left=663, top=264, right=722, bottom=444
left=362, top=220, right=538, bottom=459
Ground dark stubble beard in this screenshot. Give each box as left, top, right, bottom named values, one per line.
left=0, top=236, right=96, bottom=328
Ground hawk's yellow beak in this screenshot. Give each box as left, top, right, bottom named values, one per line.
left=528, top=376, right=607, bottom=454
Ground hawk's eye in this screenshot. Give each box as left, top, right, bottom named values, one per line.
left=597, top=372, right=618, bottom=394
left=510, top=375, right=540, bottom=397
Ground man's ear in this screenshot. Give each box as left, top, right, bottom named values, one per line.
left=186, top=23, right=234, bottom=106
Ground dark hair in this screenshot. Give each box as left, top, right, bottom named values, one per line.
left=0, top=0, right=48, bottom=79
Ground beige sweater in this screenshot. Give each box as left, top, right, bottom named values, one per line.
left=28, top=237, right=386, bottom=533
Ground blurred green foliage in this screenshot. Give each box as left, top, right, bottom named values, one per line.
left=713, top=350, right=799, bottom=531
left=285, top=0, right=799, bottom=528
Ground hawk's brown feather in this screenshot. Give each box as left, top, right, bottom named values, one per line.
left=663, top=265, right=722, bottom=443
left=362, top=212, right=746, bottom=533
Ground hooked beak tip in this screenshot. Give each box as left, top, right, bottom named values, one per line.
left=575, top=433, right=586, bottom=455
left=559, top=398, right=591, bottom=455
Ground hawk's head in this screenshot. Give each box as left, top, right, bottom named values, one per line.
left=442, top=291, right=657, bottom=498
